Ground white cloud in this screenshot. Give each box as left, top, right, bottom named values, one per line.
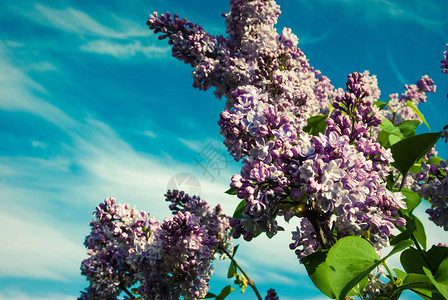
left=0, top=44, right=77, bottom=130
left=31, top=140, right=47, bottom=148
left=80, top=40, right=170, bottom=58
left=178, top=137, right=203, bottom=152
left=0, top=206, right=85, bottom=281
left=29, top=61, right=58, bottom=72
left=25, top=4, right=147, bottom=39
left=0, top=289, right=76, bottom=300
left=310, top=0, right=446, bottom=28
left=142, top=130, right=157, bottom=138
left=299, top=29, right=331, bottom=46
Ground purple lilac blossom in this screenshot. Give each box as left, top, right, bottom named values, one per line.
left=136, top=211, right=217, bottom=299
left=382, top=75, right=436, bottom=125
left=148, top=2, right=410, bottom=295
left=265, top=288, right=280, bottom=300
left=228, top=73, right=406, bottom=259
left=441, top=44, right=448, bottom=74
left=132, top=190, right=232, bottom=299
left=80, top=192, right=231, bottom=299
left=79, top=198, right=158, bottom=299
left=164, top=189, right=232, bottom=256
left=442, top=43, right=448, bottom=99
left=416, top=160, right=448, bottom=230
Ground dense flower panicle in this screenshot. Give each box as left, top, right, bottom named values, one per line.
left=148, top=0, right=334, bottom=110
left=144, top=1, right=446, bottom=297
left=79, top=198, right=158, bottom=299
left=382, top=75, right=436, bottom=125
left=441, top=44, right=448, bottom=73
left=416, top=160, right=448, bottom=230
left=137, top=211, right=217, bottom=299
left=131, top=190, right=232, bottom=299
left=265, top=288, right=280, bottom=300
left=164, top=189, right=232, bottom=256
left=227, top=72, right=405, bottom=257
left=289, top=219, right=319, bottom=259
left=147, top=11, right=216, bottom=67
left=80, top=192, right=231, bottom=299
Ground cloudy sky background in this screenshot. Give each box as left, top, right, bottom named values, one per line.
left=0, top=0, right=447, bottom=299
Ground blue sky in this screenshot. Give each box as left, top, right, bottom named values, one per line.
left=0, top=0, right=447, bottom=299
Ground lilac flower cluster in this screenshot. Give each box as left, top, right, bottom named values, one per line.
left=136, top=211, right=217, bottom=299
left=228, top=73, right=406, bottom=257
left=148, top=1, right=408, bottom=260
left=147, top=0, right=334, bottom=112
left=132, top=190, right=231, bottom=299
left=441, top=44, right=448, bottom=74
left=442, top=43, right=448, bottom=99
left=416, top=160, right=448, bottom=230
left=80, top=192, right=231, bottom=299
left=164, top=189, right=232, bottom=256
left=265, top=288, right=279, bottom=300
left=383, top=75, right=436, bottom=125
left=79, top=198, right=158, bottom=299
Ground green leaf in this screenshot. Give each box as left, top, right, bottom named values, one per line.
left=394, top=268, right=408, bottom=282
left=232, top=244, right=240, bottom=256
left=227, top=261, right=237, bottom=279
left=205, top=292, right=217, bottom=298
left=215, top=285, right=237, bottom=300
left=406, top=100, right=430, bottom=131
left=227, top=244, right=239, bottom=278
left=411, top=289, right=445, bottom=300
left=380, top=118, right=404, bottom=138
left=397, top=120, right=420, bottom=137
left=423, top=257, right=448, bottom=298
left=225, top=188, right=237, bottom=195
left=303, top=114, right=328, bottom=136
left=378, top=130, right=392, bottom=148
left=427, top=246, right=448, bottom=270
left=325, top=237, right=379, bottom=300
left=402, top=273, right=437, bottom=290
left=401, top=248, right=429, bottom=274
left=413, top=216, right=427, bottom=250
left=374, top=100, right=388, bottom=110
left=409, top=163, right=423, bottom=175
left=426, top=156, right=444, bottom=166
left=400, top=188, right=422, bottom=215
left=232, top=200, right=245, bottom=219
left=301, top=250, right=335, bottom=298
left=390, top=132, right=442, bottom=176
left=334, top=239, right=412, bottom=300
left=387, top=240, right=415, bottom=257
left=388, top=134, right=402, bottom=146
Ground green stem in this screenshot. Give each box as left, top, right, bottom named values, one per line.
left=398, top=173, right=406, bottom=191
left=219, top=246, right=263, bottom=300
left=389, top=281, right=433, bottom=298
left=391, top=173, right=401, bottom=190
left=306, top=209, right=335, bottom=249
left=382, top=262, right=396, bottom=287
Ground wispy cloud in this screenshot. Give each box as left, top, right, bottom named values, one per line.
left=142, top=130, right=157, bottom=138
left=0, top=44, right=77, bottom=130
left=299, top=29, right=331, bottom=46
left=305, top=0, right=446, bottom=28
left=0, top=203, right=85, bottom=281
left=24, top=3, right=148, bottom=39
left=29, top=61, right=58, bottom=72
left=387, top=51, right=407, bottom=87
left=80, top=40, right=170, bottom=58
left=0, top=289, right=76, bottom=300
